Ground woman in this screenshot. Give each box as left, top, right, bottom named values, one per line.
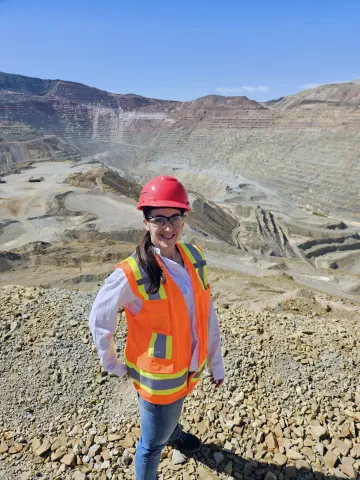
left=89, top=175, right=224, bottom=480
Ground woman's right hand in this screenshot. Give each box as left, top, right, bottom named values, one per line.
left=210, top=374, right=224, bottom=388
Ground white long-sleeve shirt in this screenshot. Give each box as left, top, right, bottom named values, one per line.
left=89, top=249, right=225, bottom=381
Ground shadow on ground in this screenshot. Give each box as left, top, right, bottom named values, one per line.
left=188, top=442, right=357, bottom=480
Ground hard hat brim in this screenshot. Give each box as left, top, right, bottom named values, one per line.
left=137, top=200, right=191, bottom=212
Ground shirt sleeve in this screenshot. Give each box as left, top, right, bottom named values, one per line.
left=207, top=299, right=225, bottom=381
left=88, top=267, right=139, bottom=377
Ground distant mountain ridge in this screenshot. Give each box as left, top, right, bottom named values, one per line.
left=0, top=71, right=58, bottom=96
left=0, top=71, right=264, bottom=110
left=2, top=71, right=360, bottom=108
left=0, top=71, right=176, bottom=110
left=273, top=81, right=360, bottom=109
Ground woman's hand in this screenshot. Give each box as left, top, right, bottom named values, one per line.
left=210, top=375, right=224, bottom=388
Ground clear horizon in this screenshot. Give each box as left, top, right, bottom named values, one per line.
left=1, top=0, right=359, bottom=102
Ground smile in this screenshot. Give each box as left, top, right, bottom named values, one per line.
left=161, top=234, right=175, bottom=240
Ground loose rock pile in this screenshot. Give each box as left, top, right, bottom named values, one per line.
left=1, top=285, right=360, bottom=479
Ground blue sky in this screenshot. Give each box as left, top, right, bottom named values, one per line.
left=1, top=0, right=359, bottom=101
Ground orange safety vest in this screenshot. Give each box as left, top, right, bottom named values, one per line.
left=115, top=242, right=211, bottom=405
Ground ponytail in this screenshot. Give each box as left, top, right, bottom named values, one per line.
left=136, top=228, right=165, bottom=295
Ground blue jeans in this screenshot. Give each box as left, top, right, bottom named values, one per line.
left=135, top=395, right=185, bottom=479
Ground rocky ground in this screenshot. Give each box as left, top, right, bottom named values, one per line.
left=1, top=285, right=360, bottom=480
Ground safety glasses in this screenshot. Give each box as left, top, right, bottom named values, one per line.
left=145, top=214, right=185, bottom=228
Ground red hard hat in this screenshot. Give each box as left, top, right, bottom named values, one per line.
left=137, top=176, right=191, bottom=212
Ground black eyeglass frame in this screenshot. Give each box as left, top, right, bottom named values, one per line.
left=145, top=213, right=186, bottom=227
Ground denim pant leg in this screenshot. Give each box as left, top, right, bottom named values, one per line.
left=135, top=396, right=185, bottom=480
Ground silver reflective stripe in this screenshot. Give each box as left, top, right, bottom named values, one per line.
left=184, top=243, right=207, bottom=289
left=153, top=334, right=167, bottom=359
left=128, top=367, right=187, bottom=391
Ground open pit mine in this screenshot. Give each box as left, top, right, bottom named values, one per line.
left=0, top=72, right=360, bottom=480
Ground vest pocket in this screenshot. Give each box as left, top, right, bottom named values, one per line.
left=144, top=300, right=171, bottom=334
left=148, top=333, right=173, bottom=360
left=136, top=352, right=174, bottom=374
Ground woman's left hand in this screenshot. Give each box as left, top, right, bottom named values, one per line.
left=210, top=375, right=224, bottom=388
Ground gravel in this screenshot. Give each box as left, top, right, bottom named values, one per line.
left=1, top=285, right=360, bottom=480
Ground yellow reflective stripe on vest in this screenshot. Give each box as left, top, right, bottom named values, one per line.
left=158, top=283, right=167, bottom=300
left=179, top=243, right=207, bottom=290
left=125, top=359, right=187, bottom=395
left=148, top=333, right=157, bottom=358
left=166, top=335, right=172, bottom=360
left=127, top=256, right=150, bottom=300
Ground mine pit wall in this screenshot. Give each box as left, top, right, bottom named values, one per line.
left=254, top=207, right=297, bottom=258
left=0, top=137, right=82, bottom=173
left=306, top=241, right=360, bottom=259
left=145, top=107, right=360, bottom=220
left=231, top=206, right=306, bottom=260
left=187, top=196, right=239, bottom=244
left=298, top=234, right=360, bottom=252
left=2, top=90, right=360, bottom=218
left=283, top=221, right=351, bottom=239
left=294, top=233, right=360, bottom=270
left=1, top=96, right=175, bottom=144
left=135, top=111, right=360, bottom=220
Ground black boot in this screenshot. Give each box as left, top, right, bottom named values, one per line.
left=167, top=432, right=202, bottom=454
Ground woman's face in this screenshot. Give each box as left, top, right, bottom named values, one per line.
left=143, top=207, right=184, bottom=250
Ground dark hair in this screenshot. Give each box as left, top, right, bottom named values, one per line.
left=135, top=207, right=163, bottom=294
left=136, top=229, right=164, bottom=295
left=135, top=206, right=184, bottom=294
